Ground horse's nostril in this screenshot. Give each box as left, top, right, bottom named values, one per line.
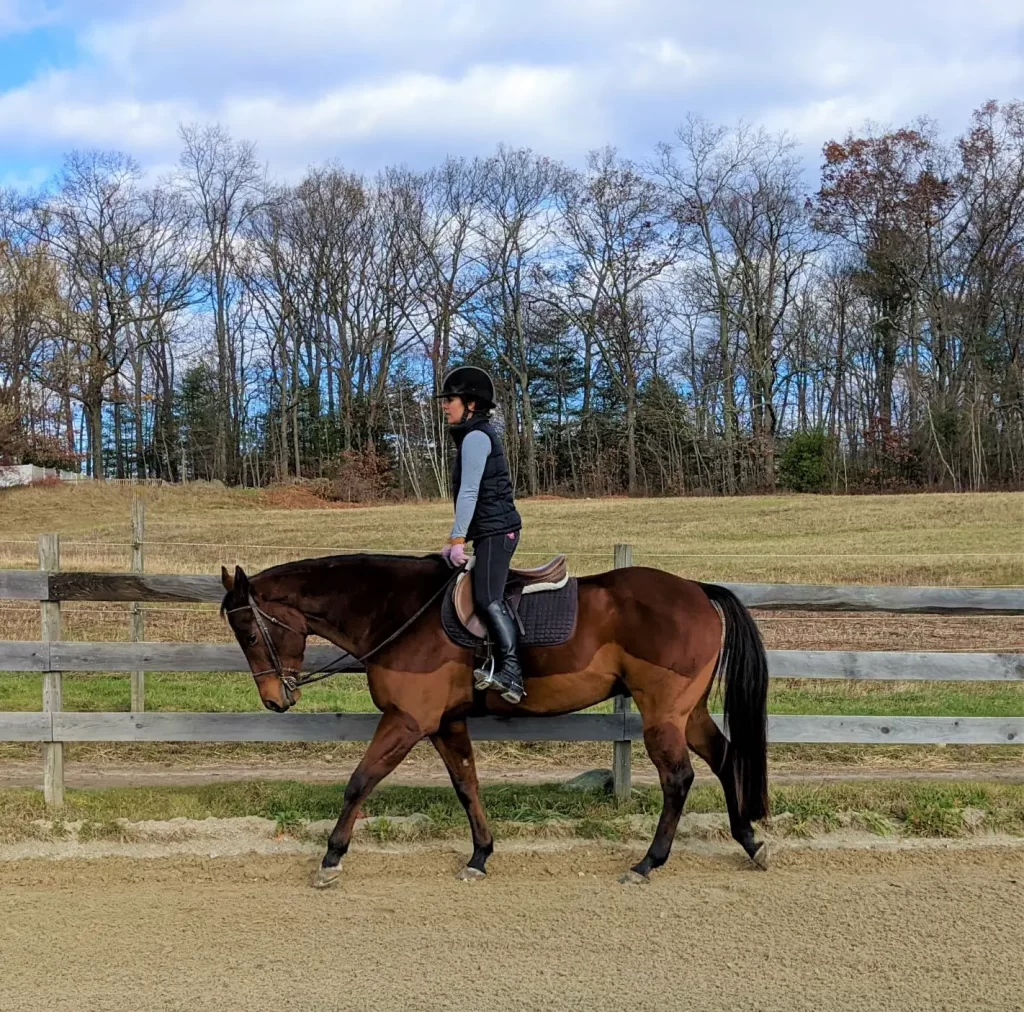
left=263, top=698, right=284, bottom=713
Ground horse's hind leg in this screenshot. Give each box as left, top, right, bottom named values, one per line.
left=430, top=719, right=494, bottom=880
left=687, top=703, right=767, bottom=868
left=314, top=708, right=422, bottom=888
left=625, top=717, right=695, bottom=883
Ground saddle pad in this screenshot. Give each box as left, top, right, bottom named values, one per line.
left=441, top=578, right=578, bottom=650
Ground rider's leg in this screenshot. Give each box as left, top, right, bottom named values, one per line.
left=471, top=531, right=525, bottom=703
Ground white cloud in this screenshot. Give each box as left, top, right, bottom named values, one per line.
left=0, top=0, right=1020, bottom=181
left=0, top=61, right=598, bottom=175
left=0, top=0, right=57, bottom=35
left=625, top=39, right=721, bottom=90
left=222, top=64, right=592, bottom=154
left=761, top=46, right=1023, bottom=153
left=0, top=70, right=189, bottom=149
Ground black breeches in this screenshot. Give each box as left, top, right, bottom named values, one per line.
left=472, top=531, right=520, bottom=610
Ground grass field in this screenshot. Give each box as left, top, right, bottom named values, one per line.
left=0, top=481, right=1021, bottom=585
left=1, top=671, right=1022, bottom=718
left=0, top=483, right=1021, bottom=778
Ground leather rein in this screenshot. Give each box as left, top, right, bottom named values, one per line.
left=226, top=564, right=464, bottom=699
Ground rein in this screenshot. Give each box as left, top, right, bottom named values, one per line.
left=227, top=564, right=465, bottom=696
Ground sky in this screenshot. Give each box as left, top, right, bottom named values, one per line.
left=0, top=0, right=1022, bottom=190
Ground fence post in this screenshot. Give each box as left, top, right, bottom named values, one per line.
left=130, top=494, right=145, bottom=712
left=38, top=533, right=63, bottom=809
left=612, top=543, right=633, bottom=802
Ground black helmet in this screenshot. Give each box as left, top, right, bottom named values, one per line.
left=436, top=366, right=495, bottom=409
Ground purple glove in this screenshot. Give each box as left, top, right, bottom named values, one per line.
left=449, top=542, right=468, bottom=567
left=440, top=543, right=453, bottom=563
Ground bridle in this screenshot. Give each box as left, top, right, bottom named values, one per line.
left=225, top=565, right=464, bottom=702
left=225, top=595, right=304, bottom=689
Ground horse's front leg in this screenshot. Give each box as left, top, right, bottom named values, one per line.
left=314, top=708, right=423, bottom=889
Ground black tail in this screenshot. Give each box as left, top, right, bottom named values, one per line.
left=699, top=582, right=770, bottom=822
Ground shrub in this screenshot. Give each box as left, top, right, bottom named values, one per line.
left=326, top=444, right=395, bottom=503
left=779, top=430, right=834, bottom=493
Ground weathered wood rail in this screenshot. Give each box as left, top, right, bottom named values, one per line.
left=1, top=642, right=1022, bottom=681
left=2, top=568, right=1022, bottom=613
left=0, top=712, right=1019, bottom=746
left=1, top=537, right=1022, bottom=807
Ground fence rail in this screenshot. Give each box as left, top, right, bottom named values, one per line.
left=0, top=712, right=1020, bottom=746
left=1, top=536, right=1022, bottom=808
left=3, top=569, right=1023, bottom=612
left=0, top=641, right=1021, bottom=680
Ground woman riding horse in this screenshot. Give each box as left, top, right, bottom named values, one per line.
left=437, top=366, right=525, bottom=705
left=220, top=368, right=770, bottom=887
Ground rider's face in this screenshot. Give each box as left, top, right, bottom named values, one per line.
left=442, top=396, right=474, bottom=425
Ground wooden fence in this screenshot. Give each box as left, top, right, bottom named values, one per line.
left=1, top=534, right=1022, bottom=808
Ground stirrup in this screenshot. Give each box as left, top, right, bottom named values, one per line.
left=499, top=679, right=525, bottom=705
left=474, top=655, right=499, bottom=692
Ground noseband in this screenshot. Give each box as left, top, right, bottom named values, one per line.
left=226, top=566, right=463, bottom=699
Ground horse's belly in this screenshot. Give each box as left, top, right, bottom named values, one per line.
left=489, top=649, right=621, bottom=716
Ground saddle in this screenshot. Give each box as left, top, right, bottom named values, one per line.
left=442, top=554, right=578, bottom=650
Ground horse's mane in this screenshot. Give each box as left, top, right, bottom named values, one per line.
left=254, top=552, right=446, bottom=581
left=221, top=552, right=447, bottom=615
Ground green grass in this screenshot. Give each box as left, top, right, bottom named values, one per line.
left=1, top=672, right=1021, bottom=718
left=1, top=780, right=1023, bottom=842
left=764, top=679, right=1024, bottom=718
left=0, top=672, right=377, bottom=713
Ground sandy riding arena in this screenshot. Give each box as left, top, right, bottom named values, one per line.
left=1, top=842, right=1021, bottom=1012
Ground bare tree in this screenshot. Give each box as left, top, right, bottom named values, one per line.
left=556, top=148, right=682, bottom=494
left=177, top=123, right=265, bottom=482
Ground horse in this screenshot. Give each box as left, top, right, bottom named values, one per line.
left=219, top=552, right=771, bottom=887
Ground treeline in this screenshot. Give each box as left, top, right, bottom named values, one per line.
left=1, top=101, right=1022, bottom=497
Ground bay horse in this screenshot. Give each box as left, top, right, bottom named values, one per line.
left=220, top=553, right=770, bottom=886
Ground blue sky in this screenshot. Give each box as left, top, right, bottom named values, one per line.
left=1, top=0, right=1022, bottom=189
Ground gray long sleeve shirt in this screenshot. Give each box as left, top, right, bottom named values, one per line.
left=450, top=430, right=490, bottom=540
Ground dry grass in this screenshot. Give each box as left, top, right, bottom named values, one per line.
left=1, top=599, right=1022, bottom=653
left=0, top=483, right=1021, bottom=778
left=0, top=482, right=1020, bottom=584
left=2, top=739, right=1022, bottom=779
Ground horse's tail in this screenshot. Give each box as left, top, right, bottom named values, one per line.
left=699, top=582, right=770, bottom=823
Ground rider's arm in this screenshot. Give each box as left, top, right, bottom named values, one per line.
left=449, top=430, right=490, bottom=543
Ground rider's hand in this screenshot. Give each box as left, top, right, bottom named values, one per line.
left=449, top=541, right=468, bottom=567
left=440, top=543, right=453, bottom=563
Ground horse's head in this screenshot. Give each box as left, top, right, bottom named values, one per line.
left=220, top=565, right=309, bottom=712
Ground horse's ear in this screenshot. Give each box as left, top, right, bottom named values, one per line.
left=221, top=566, right=234, bottom=592
left=234, top=565, right=250, bottom=596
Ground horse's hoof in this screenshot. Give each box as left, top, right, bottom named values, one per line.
left=618, top=870, right=649, bottom=886
left=749, top=842, right=770, bottom=871
left=456, top=866, right=486, bottom=882
left=313, top=865, right=342, bottom=889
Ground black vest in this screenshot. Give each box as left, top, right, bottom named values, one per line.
left=451, top=416, right=522, bottom=541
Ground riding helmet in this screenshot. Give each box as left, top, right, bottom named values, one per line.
left=436, top=366, right=495, bottom=409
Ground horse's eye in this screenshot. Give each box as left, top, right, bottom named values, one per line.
left=247, top=634, right=259, bottom=647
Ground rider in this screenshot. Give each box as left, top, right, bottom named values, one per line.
left=437, top=366, right=525, bottom=704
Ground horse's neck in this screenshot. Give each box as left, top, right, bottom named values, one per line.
left=257, top=558, right=439, bottom=657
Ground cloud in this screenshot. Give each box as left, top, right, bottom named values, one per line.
left=0, top=0, right=58, bottom=36
left=0, top=62, right=598, bottom=176
left=0, top=0, right=1020, bottom=183
left=0, top=70, right=189, bottom=149
left=760, top=41, right=1023, bottom=159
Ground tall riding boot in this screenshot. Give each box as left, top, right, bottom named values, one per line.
left=474, top=601, right=526, bottom=704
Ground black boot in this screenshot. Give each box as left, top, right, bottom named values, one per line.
left=473, top=601, right=526, bottom=704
